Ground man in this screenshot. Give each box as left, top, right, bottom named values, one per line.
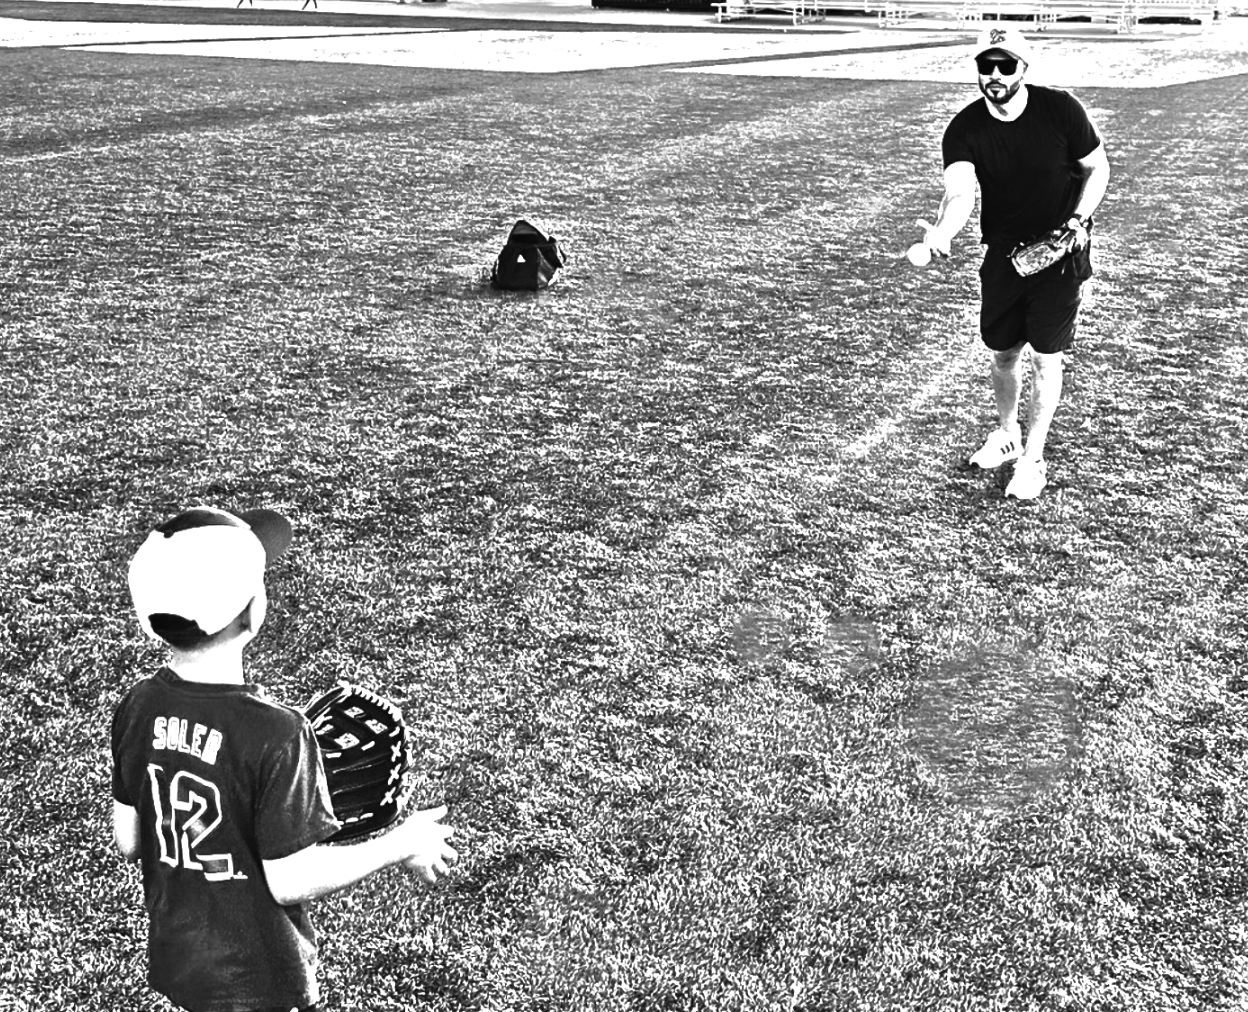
left=112, top=506, right=458, bottom=1012
left=919, top=27, right=1110, bottom=500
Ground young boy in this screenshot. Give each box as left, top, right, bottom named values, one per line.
left=112, top=505, right=457, bottom=1012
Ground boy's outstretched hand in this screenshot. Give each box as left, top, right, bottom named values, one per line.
left=265, top=804, right=459, bottom=905
left=398, top=805, right=458, bottom=884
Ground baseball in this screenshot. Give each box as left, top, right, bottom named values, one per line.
left=906, top=242, right=932, bottom=267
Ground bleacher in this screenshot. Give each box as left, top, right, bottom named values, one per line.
left=714, top=0, right=1222, bottom=28
left=713, top=0, right=835, bottom=23
left=867, top=0, right=1221, bottom=30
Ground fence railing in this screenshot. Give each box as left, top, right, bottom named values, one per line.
left=713, top=0, right=1222, bottom=28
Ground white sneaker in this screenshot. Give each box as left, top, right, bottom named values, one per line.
left=1006, top=458, right=1048, bottom=500
left=969, top=428, right=1023, bottom=470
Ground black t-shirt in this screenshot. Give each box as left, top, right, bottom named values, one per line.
left=943, top=85, right=1102, bottom=248
left=112, top=668, right=340, bottom=1012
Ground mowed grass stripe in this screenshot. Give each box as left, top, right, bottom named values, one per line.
left=6, top=66, right=984, bottom=464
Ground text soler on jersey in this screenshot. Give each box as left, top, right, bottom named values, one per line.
left=152, top=717, right=223, bottom=765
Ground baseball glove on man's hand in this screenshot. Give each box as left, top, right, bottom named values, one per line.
left=304, top=682, right=414, bottom=842
left=1009, top=222, right=1084, bottom=277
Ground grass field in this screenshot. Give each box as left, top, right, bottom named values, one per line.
left=1, top=6, right=1246, bottom=1011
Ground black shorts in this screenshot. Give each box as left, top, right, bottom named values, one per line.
left=979, top=243, right=1091, bottom=355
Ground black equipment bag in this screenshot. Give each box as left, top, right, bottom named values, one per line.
left=491, top=220, right=566, bottom=291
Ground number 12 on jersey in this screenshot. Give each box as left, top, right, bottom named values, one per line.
left=146, top=764, right=237, bottom=881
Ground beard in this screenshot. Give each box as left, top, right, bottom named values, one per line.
left=980, top=76, right=1023, bottom=106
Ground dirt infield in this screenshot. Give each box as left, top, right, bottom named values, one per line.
left=3, top=0, right=1246, bottom=83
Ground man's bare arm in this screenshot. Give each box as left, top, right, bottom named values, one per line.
left=1071, top=142, right=1110, bottom=222
left=925, top=161, right=978, bottom=256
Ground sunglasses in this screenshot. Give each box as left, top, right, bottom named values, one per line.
left=976, top=55, right=1020, bottom=76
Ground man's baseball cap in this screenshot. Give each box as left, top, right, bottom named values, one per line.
left=975, top=26, right=1033, bottom=66
left=128, top=506, right=292, bottom=646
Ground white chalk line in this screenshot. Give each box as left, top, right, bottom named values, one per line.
left=800, top=303, right=981, bottom=491
left=842, top=332, right=976, bottom=461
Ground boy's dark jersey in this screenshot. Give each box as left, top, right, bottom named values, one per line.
left=111, top=668, right=340, bottom=1012
left=942, top=85, right=1102, bottom=249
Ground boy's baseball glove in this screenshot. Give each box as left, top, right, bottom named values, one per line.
left=304, top=682, right=414, bottom=842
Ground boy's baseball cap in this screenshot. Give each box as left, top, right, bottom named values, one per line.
left=128, top=506, right=292, bottom=645
left=975, top=26, right=1033, bottom=66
